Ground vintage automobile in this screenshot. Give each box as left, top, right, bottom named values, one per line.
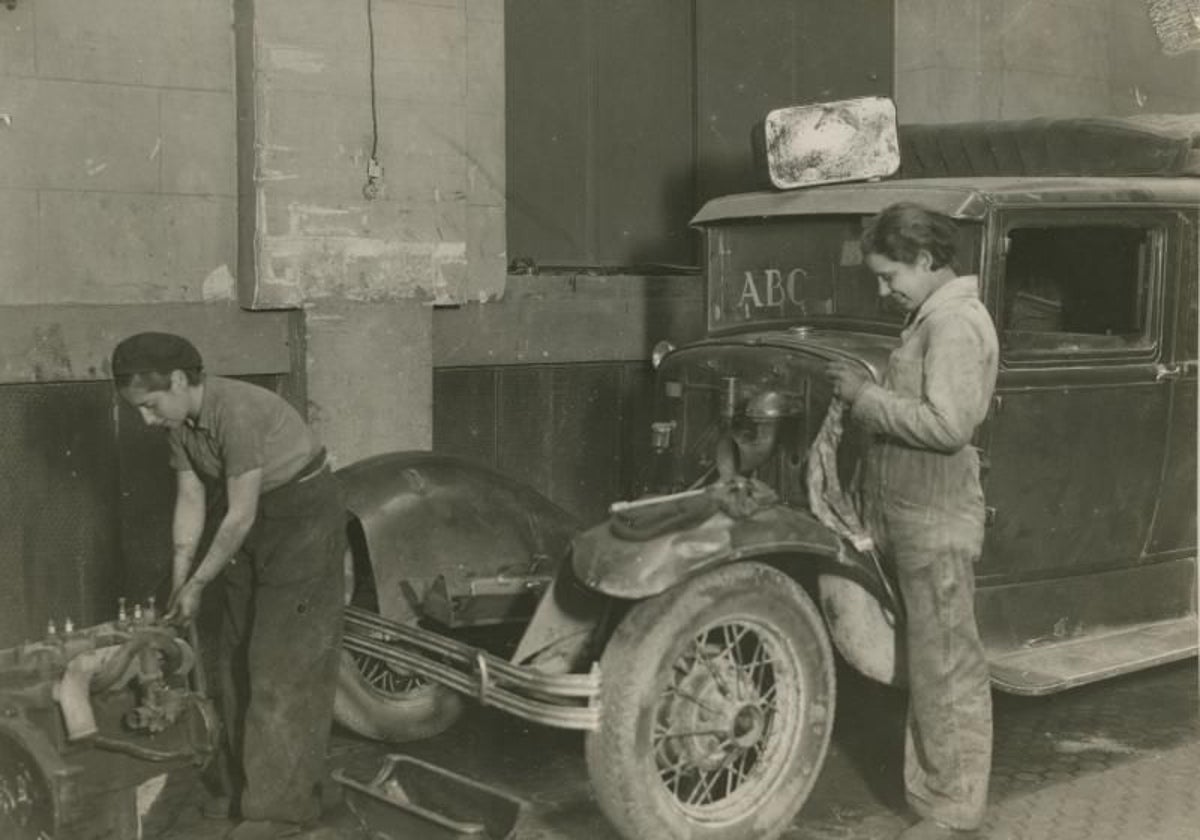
left=331, top=113, right=1199, bottom=840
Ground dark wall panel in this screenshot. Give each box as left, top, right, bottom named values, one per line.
left=505, top=0, right=591, bottom=264
left=507, top=0, right=697, bottom=268
left=497, top=366, right=623, bottom=519
left=695, top=0, right=894, bottom=203
left=508, top=0, right=894, bottom=265
left=592, top=1, right=696, bottom=266
left=430, top=368, right=499, bottom=467
left=0, top=374, right=293, bottom=648
left=434, top=363, right=658, bottom=523
left=0, top=383, right=122, bottom=645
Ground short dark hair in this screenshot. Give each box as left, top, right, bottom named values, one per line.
left=111, top=332, right=204, bottom=390
left=861, top=202, right=958, bottom=271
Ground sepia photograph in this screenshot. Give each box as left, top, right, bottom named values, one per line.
left=0, top=2, right=1196, bottom=839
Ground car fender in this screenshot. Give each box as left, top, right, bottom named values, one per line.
left=818, top=564, right=904, bottom=687
left=571, top=503, right=850, bottom=598
left=336, top=451, right=580, bottom=624
left=572, top=502, right=903, bottom=685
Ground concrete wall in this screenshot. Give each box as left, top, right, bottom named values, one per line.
left=0, top=0, right=504, bottom=640
left=895, top=0, right=1200, bottom=122
left=433, top=274, right=705, bottom=367
left=239, top=0, right=506, bottom=462
left=239, top=0, right=505, bottom=309
left=0, top=0, right=237, bottom=308
left=306, top=299, right=433, bottom=464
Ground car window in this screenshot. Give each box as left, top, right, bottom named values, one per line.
left=705, top=215, right=981, bottom=333
left=1001, top=225, right=1157, bottom=355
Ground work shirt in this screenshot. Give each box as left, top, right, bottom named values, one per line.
left=852, top=275, right=998, bottom=453
left=168, top=376, right=319, bottom=493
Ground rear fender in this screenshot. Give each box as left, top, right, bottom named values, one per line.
left=336, top=452, right=580, bottom=625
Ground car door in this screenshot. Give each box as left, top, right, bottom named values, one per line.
left=976, top=207, right=1176, bottom=584
left=1145, top=208, right=1198, bottom=558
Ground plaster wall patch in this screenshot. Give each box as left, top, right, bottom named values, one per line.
left=266, top=44, right=327, bottom=74
left=202, top=265, right=236, bottom=301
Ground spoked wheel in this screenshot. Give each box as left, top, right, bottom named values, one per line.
left=333, top=649, right=463, bottom=742
left=350, top=646, right=430, bottom=697
left=656, top=618, right=797, bottom=816
left=586, top=562, right=835, bottom=840
left=333, top=550, right=462, bottom=742
left=0, top=729, right=55, bottom=840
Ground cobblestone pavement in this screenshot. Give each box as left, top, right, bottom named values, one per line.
left=158, top=657, right=1198, bottom=840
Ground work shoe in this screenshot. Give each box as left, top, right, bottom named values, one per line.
left=893, top=818, right=978, bottom=840
left=225, top=819, right=305, bottom=840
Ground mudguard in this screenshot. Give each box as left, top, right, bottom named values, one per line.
left=572, top=501, right=904, bottom=685
left=572, top=502, right=846, bottom=599
left=818, top=568, right=903, bottom=686
left=336, top=452, right=580, bottom=625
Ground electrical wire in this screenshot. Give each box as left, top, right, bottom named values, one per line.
left=363, top=0, right=383, bottom=198
left=366, top=0, right=379, bottom=162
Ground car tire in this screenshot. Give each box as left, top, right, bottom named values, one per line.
left=585, top=562, right=836, bottom=840
left=333, top=649, right=463, bottom=742
left=334, top=547, right=464, bottom=742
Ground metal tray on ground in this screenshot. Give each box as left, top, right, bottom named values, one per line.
left=333, top=754, right=526, bottom=840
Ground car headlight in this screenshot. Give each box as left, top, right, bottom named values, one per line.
left=650, top=340, right=676, bottom=370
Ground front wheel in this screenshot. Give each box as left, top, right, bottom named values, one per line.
left=586, top=562, right=836, bottom=840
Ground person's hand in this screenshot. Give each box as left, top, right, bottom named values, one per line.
left=825, top=360, right=871, bottom=404
left=165, top=577, right=206, bottom=625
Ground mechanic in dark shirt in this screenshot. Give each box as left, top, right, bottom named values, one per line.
left=112, top=332, right=346, bottom=840
left=827, top=203, right=997, bottom=840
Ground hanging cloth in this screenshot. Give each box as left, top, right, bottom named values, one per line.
left=805, top=399, right=904, bottom=623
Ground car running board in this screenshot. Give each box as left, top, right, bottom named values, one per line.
left=989, top=616, right=1198, bottom=696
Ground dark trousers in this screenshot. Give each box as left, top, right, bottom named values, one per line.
left=217, top=466, right=346, bottom=824
left=862, top=442, right=993, bottom=831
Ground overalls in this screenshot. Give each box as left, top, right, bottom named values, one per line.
left=851, top=275, right=998, bottom=831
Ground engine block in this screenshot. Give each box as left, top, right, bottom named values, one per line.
left=0, top=602, right=219, bottom=840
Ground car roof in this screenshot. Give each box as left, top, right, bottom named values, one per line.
left=691, top=176, right=1200, bottom=226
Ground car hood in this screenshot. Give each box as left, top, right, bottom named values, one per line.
left=672, top=327, right=898, bottom=381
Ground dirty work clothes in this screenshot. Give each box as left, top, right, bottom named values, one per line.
left=218, top=459, right=346, bottom=826
left=850, top=275, right=998, bottom=831
left=169, top=376, right=319, bottom=493
left=861, top=472, right=992, bottom=830
left=852, top=276, right=997, bottom=454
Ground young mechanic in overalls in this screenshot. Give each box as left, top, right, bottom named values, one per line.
left=112, top=332, right=346, bottom=840
left=826, top=203, right=998, bottom=840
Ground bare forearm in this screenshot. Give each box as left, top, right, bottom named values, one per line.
left=190, top=513, right=254, bottom=585
left=172, top=476, right=206, bottom=588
